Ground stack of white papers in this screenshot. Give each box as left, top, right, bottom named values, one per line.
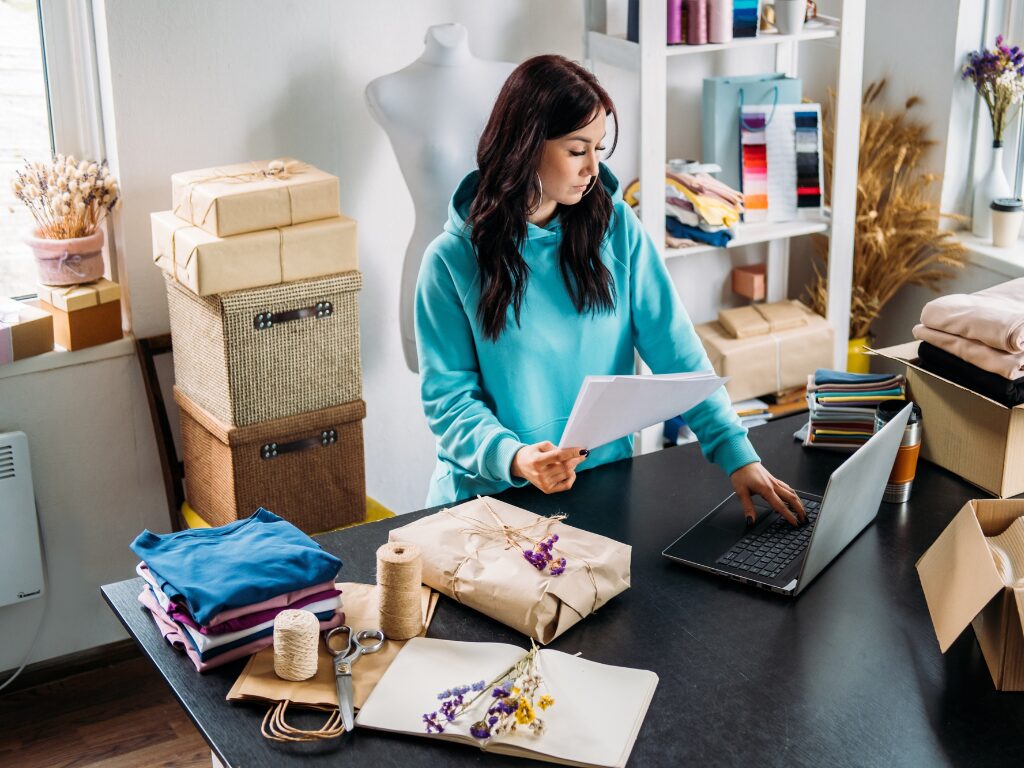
left=558, top=371, right=727, bottom=450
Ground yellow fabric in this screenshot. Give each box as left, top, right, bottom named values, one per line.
left=181, top=497, right=395, bottom=533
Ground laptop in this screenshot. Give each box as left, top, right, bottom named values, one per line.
left=662, top=403, right=912, bottom=597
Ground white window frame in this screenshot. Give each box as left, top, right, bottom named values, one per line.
left=36, top=0, right=120, bottom=284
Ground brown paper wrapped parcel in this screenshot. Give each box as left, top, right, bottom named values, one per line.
left=151, top=211, right=357, bottom=296
left=388, top=496, right=631, bottom=644
left=171, top=158, right=340, bottom=238
left=696, top=300, right=833, bottom=402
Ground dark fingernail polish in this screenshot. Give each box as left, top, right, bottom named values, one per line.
left=745, top=517, right=754, bottom=528
left=580, top=449, right=589, bottom=456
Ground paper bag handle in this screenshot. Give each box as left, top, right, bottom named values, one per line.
left=261, top=700, right=344, bottom=742
left=739, top=86, right=780, bottom=130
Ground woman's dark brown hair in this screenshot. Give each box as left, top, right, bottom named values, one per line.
left=468, top=55, right=619, bottom=341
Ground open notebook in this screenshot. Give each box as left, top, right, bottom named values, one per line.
left=356, top=637, right=658, bottom=767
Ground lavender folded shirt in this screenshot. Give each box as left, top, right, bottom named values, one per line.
left=138, top=588, right=343, bottom=673
left=136, top=561, right=338, bottom=634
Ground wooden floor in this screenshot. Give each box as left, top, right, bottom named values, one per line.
left=0, top=656, right=209, bottom=768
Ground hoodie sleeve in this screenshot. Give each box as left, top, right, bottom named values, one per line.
left=622, top=205, right=760, bottom=476
left=415, top=244, right=528, bottom=489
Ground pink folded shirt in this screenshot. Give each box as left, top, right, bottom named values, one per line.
left=136, top=561, right=338, bottom=633
left=920, top=278, right=1024, bottom=353
left=138, top=588, right=343, bottom=673
left=913, top=324, right=1024, bottom=380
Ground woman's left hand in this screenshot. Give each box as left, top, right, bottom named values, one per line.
left=729, top=462, right=806, bottom=528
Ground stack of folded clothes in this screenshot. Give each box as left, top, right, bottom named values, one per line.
left=804, top=369, right=906, bottom=450
left=129, top=508, right=344, bottom=672
left=624, top=168, right=744, bottom=249
left=912, top=278, right=1024, bottom=408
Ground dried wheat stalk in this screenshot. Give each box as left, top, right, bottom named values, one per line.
left=804, top=80, right=967, bottom=339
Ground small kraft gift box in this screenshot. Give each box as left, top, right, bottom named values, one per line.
left=35, top=278, right=122, bottom=351
left=0, top=298, right=54, bottom=364
left=165, top=271, right=362, bottom=427
left=174, top=386, right=366, bottom=534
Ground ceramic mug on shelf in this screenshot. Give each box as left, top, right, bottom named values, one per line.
left=774, top=0, right=807, bottom=34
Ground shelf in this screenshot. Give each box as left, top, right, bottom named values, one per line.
left=665, top=217, right=829, bottom=259
left=953, top=230, right=1024, bottom=279
left=587, top=18, right=839, bottom=70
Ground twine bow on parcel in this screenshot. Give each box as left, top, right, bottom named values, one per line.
left=173, top=158, right=311, bottom=229
left=443, top=498, right=600, bottom=615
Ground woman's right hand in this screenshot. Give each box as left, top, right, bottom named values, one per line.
left=511, top=441, right=588, bottom=494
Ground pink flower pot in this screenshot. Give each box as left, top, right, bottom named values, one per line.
left=25, top=228, right=105, bottom=286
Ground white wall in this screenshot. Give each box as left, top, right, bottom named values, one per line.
left=0, top=350, right=170, bottom=671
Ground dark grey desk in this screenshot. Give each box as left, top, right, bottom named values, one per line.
left=102, top=415, right=1024, bottom=767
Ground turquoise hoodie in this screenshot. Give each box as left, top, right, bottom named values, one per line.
left=415, top=164, right=759, bottom=506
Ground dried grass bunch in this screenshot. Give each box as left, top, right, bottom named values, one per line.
left=805, top=80, right=967, bottom=339
left=11, top=155, right=121, bottom=240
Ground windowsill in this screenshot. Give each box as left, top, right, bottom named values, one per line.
left=954, top=231, right=1024, bottom=278
left=0, top=333, right=135, bottom=381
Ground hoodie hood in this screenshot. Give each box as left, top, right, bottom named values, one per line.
left=444, top=162, right=623, bottom=240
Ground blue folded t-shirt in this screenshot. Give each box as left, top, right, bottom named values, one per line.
left=814, top=369, right=898, bottom=386
left=130, top=508, right=342, bottom=626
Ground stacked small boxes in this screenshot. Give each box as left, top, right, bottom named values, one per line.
left=153, top=158, right=364, bottom=533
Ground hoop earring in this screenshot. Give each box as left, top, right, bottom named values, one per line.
left=579, top=175, right=598, bottom=198
left=526, top=172, right=543, bottom=216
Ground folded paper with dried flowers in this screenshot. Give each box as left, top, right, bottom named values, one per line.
left=388, top=496, right=631, bottom=643
left=356, top=637, right=658, bottom=768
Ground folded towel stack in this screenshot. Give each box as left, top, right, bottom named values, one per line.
left=912, top=278, right=1024, bottom=407
left=803, top=369, right=906, bottom=451
left=129, top=508, right=344, bottom=672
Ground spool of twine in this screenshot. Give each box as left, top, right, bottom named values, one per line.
left=273, top=609, right=321, bottom=681
left=376, top=541, right=423, bottom=640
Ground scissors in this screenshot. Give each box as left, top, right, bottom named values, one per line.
left=325, top=625, right=385, bottom=732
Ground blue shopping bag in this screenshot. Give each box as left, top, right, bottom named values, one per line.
left=702, top=73, right=802, bottom=189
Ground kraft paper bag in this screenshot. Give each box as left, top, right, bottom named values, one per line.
left=388, top=496, right=632, bottom=644
left=227, top=582, right=438, bottom=711
left=171, top=158, right=340, bottom=238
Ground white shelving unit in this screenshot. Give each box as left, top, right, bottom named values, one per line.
left=583, top=0, right=865, bottom=372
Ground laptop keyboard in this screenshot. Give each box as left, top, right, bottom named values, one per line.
left=715, top=499, right=821, bottom=580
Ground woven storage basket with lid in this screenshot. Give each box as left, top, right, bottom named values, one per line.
left=175, top=386, right=365, bottom=533
left=166, top=271, right=362, bottom=427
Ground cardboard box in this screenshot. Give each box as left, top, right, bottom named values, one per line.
left=33, top=295, right=122, bottom=351
left=0, top=299, right=54, bottom=363
left=873, top=342, right=1024, bottom=498
left=696, top=301, right=834, bottom=402
left=917, top=499, right=1024, bottom=691
left=171, top=158, right=340, bottom=238
left=731, top=264, right=766, bottom=301
left=151, top=211, right=358, bottom=296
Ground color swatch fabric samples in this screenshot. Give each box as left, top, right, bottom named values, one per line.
left=794, top=110, right=822, bottom=209
left=740, top=111, right=769, bottom=221
left=733, top=0, right=760, bottom=37
left=739, top=103, right=823, bottom=222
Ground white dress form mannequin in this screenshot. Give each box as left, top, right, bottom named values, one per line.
left=366, top=23, right=515, bottom=373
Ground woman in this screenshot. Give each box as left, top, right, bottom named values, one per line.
left=415, top=55, right=804, bottom=526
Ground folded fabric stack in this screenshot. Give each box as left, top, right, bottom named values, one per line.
left=912, top=278, right=1024, bottom=408
left=129, top=508, right=344, bottom=673
left=623, top=168, right=744, bottom=248
left=804, top=369, right=906, bottom=450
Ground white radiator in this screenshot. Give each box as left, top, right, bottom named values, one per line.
left=0, top=431, right=44, bottom=608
